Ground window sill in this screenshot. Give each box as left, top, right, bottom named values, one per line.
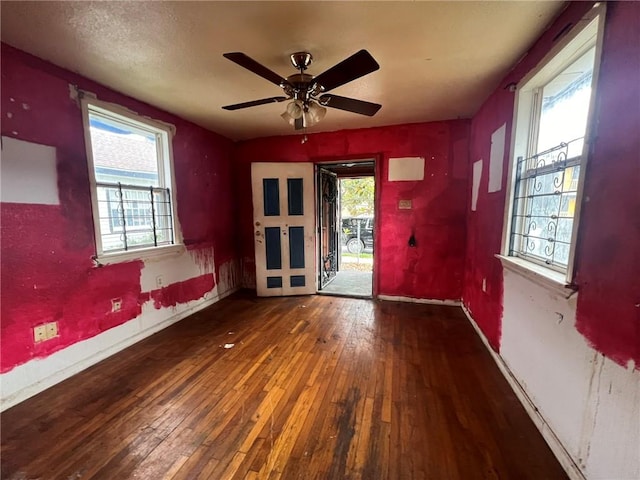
left=495, top=255, right=577, bottom=299
left=94, top=244, right=185, bottom=266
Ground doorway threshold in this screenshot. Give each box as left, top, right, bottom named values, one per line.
left=318, top=271, right=372, bottom=298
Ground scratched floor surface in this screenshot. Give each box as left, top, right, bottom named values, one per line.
left=1, top=292, right=567, bottom=479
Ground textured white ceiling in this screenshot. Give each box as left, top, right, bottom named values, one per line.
left=1, top=1, right=565, bottom=140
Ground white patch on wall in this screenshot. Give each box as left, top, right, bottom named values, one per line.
left=488, top=123, right=506, bottom=193
left=140, top=246, right=216, bottom=294
left=471, top=159, right=483, bottom=212
left=388, top=157, right=424, bottom=181
left=500, top=269, right=640, bottom=480
left=1, top=136, right=59, bottom=205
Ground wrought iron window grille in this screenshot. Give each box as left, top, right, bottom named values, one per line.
left=97, top=181, right=174, bottom=253
left=509, top=137, right=584, bottom=271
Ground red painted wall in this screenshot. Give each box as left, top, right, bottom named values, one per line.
left=463, top=1, right=640, bottom=367
left=573, top=2, right=640, bottom=367
left=234, top=121, right=470, bottom=300
left=1, top=44, right=238, bottom=372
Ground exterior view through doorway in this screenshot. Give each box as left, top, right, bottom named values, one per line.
left=317, top=160, right=375, bottom=298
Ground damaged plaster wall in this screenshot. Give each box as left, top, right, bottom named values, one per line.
left=234, top=120, right=470, bottom=301
left=463, top=2, right=640, bottom=479
left=1, top=44, right=240, bottom=409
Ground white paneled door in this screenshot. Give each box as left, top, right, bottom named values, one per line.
left=251, top=163, right=315, bottom=296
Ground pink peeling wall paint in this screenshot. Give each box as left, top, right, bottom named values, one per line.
left=234, top=121, right=470, bottom=301
left=463, top=2, right=594, bottom=351
left=463, top=1, right=640, bottom=366
left=573, top=2, right=640, bottom=368
left=1, top=44, right=238, bottom=373
left=148, top=274, right=216, bottom=310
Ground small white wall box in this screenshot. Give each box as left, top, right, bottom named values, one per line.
left=388, top=157, right=425, bottom=181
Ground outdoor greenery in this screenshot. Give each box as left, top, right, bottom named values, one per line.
left=340, top=177, right=374, bottom=217
left=342, top=252, right=373, bottom=259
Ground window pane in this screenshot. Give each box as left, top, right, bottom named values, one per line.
left=89, top=113, right=160, bottom=187
left=153, top=189, right=173, bottom=245
left=556, top=217, right=574, bottom=244
left=529, top=170, right=564, bottom=195
left=553, top=242, right=571, bottom=267
left=529, top=192, right=561, bottom=219
left=536, top=47, right=595, bottom=155
left=96, top=184, right=173, bottom=253
left=509, top=14, right=600, bottom=273
left=86, top=103, right=176, bottom=255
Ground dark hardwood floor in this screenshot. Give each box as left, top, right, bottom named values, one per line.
left=1, top=292, right=567, bottom=479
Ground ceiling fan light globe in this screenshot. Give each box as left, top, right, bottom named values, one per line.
left=285, top=100, right=304, bottom=119
left=307, top=102, right=327, bottom=125
left=304, top=114, right=317, bottom=128
left=280, top=110, right=295, bottom=126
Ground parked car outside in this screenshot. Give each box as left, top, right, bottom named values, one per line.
left=341, top=216, right=374, bottom=253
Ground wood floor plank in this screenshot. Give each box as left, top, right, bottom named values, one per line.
left=1, top=292, right=568, bottom=480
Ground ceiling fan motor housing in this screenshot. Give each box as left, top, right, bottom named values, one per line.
left=285, top=73, right=315, bottom=100
left=290, top=52, right=313, bottom=70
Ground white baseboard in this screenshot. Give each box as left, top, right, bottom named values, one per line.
left=377, top=294, right=461, bottom=306
left=460, top=304, right=586, bottom=480
left=1, top=286, right=239, bottom=412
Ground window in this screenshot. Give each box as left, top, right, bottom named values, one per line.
left=504, top=6, right=604, bottom=280
left=81, top=97, right=179, bottom=258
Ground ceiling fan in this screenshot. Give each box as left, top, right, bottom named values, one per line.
left=222, top=50, right=381, bottom=130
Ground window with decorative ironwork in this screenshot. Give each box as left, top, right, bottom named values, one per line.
left=505, top=9, right=602, bottom=276
left=81, top=98, right=178, bottom=257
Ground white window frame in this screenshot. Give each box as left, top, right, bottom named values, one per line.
left=81, top=95, right=183, bottom=264
left=499, top=4, right=606, bottom=294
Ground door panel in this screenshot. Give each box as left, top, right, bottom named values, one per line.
left=264, top=227, right=282, bottom=269
left=262, top=179, right=280, bottom=216
left=288, top=226, right=306, bottom=268
left=252, top=162, right=315, bottom=296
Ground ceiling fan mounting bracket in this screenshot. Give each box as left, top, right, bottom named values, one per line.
left=290, top=52, right=313, bottom=71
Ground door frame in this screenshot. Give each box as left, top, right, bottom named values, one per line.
left=313, top=154, right=382, bottom=298
left=316, top=167, right=340, bottom=290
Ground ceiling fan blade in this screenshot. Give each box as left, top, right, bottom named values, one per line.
left=223, top=52, right=289, bottom=87
left=222, top=96, right=288, bottom=110
left=319, top=94, right=381, bottom=116
left=314, top=50, right=380, bottom=92
left=294, top=116, right=304, bottom=130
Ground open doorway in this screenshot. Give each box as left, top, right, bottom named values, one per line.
left=317, top=161, right=375, bottom=298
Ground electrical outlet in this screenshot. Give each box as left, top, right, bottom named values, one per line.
left=156, top=275, right=164, bottom=288
left=45, top=321, right=58, bottom=339
left=111, top=298, right=122, bottom=312
left=33, top=325, right=47, bottom=343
